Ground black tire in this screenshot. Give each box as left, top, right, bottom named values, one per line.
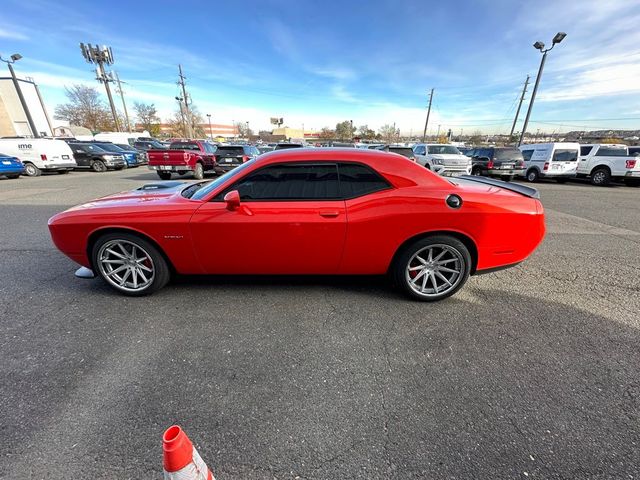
left=178, top=171, right=187, bottom=176
left=501, top=175, right=514, bottom=182
left=157, top=171, right=172, bottom=180
left=57, top=170, right=70, bottom=174
left=91, top=160, right=107, bottom=172
left=91, top=232, right=171, bottom=296
left=6, top=174, right=20, bottom=179
left=590, top=167, right=611, bottom=186
left=23, top=162, right=41, bottom=177
left=624, top=178, right=640, bottom=187
left=471, top=166, right=482, bottom=176
left=193, top=162, right=204, bottom=180
left=526, top=168, right=539, bottom=182
left=391, top=235, right=471, bottom=302
left=424, top=164, right=431, bottom=170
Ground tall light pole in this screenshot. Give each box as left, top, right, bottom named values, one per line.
left=175, top=96, right=187, bottom=138
left=518, top=32, right=566, bottom=146
left=206, top=114, right=212, bottom=140
left=80, top=43, right=120, bottom=131
left=114, top=71, right=131, bottom=132
left=0, top=53, right=39, bottom=137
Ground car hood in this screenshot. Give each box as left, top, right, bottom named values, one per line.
left=64, top=181, right=195, bottom=212
left=430, top=154, right=470, bottom=162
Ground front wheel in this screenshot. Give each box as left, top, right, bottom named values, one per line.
left=157, top=171, right=172, bottom=180
left=92, top=232, right=171, bottom=296
left=392, top=235, right=471, bottom=301
left=526, top=169, right=539, bottom=182
left=91, top=160, right=107, bottom=172
left=23, top=163, right=41, bottom=177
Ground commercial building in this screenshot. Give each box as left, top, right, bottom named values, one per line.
left=0, top=77, right=53, bottom=137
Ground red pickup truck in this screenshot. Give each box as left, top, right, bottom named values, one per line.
left=148, top=140, right=217, bottom=180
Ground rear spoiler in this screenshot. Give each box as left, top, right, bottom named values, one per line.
left=457, top=175, right=540, bottom=199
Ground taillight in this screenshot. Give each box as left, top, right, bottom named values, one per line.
left=212, top=155, right=218, bottom=164
left=518, top=160, right=524, bottom=168
left=242, top=155, right=249, bottom=162
left=40, top=154, right=47, bottom=161
left=543, top=162, right=549, bottom=171
left=487, top=160, right=494, bottom=169
left=626, top=160, right=636, bottom=169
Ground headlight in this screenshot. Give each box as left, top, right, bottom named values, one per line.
left=103, top=155, right=115, bottom=160
left=433, top=158, right=443, bottom=165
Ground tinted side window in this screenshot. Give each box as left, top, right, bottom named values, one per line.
left=580, top=146, right=593, bottom=156
left=231, top=164, right=339, bottom=200
left=338, top=163, right=391, bottom=198
left=521, top=149, right=534, bottom=161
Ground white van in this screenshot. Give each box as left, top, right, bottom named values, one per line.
left=0, top=138, right=76, bottom=176
left=518, top=142, right=580, bottom=182
left=93, top=132, right=151, bottom=146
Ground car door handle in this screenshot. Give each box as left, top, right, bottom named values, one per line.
left=319, top=210, right=340, bottom=218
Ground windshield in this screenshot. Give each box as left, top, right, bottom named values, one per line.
left=275, top=144, right=303, bottom=149
left=428, top=145, right=460, bottom=155
left=74, top=143, right=107, bottom=153
left=190, top=159, right=256, bottom=200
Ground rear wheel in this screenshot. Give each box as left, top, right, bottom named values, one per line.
left=526, top=168, right=539, bottom=182
left=23, top=162, right=41, bottom=177
left=91, top=160, right=107, bottom=172
left=193, top=162, right=204, bottom=180
left=157, top=171, right=172, bottom=180
left=471, top=166, right=482, bottom=176
left=392, top=235, right=471, bottom=302
left=92, top=232, right=170, bottom=296
left=591, top=167, right=611, bottom=186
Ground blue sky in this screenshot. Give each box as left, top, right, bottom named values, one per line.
left=1, top=0, right=639, bottom=134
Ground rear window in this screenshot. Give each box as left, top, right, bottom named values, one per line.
left=595, top=146, right=628, bottom=156
left=552, top=149, right=578, bottom=161
left=216, top=146, right=245, bottom=156
left=387, top=147, right=414, bottom=158
left=170, top=142, right=200, bottom=151
left=494, top=148, right=523, bottom=160
left=275, top=144, right=303, bottom=150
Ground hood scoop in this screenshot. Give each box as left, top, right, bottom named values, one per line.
left=137, top=181, right=186, bottom=191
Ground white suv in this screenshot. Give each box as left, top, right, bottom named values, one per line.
left=412, top=144, right=472, bottom=176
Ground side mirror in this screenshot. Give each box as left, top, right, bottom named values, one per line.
left=223, top=190, right=240, bottom=211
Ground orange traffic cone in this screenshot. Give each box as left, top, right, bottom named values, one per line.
left=163, top=425, right=215, bottom=480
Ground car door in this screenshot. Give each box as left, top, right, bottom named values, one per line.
left=189, top=162, right=347, bottom=274
left=70, top=145, right=90, bottom=167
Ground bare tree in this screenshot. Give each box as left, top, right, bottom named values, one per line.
left=133, top=102, right=161, bottom=135
left=234, top=121, right=254, bottom=138
left=378, top=124, right=399, bottom=143
left=319, top=127, right=334, bottom=140
left=54, top=85, right=113, bottom=132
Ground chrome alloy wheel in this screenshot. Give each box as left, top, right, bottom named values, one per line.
left=96, top=240, right=155, bottom=293
left=405, top=244, right=464, bottom=298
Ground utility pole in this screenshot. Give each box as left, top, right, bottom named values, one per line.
left=0, top=55, right=39, bottom=137
left=509, top=75, right=529, bottom=143
left=178, top=65, right=193, bottom=138
left=114, top=71, right=131, bottom=132
left=421, top=88, right=434, bottom=142
left=436, top=124, right=441, bottom=138
left=80, top=43, right=120, bottom=131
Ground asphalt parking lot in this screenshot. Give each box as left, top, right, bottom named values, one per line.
left=1, top=169, right=639, bottom=479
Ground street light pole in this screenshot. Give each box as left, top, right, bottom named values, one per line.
left=518, top=32, right=566, bottom=146
left=206, top=114, right=212, bottom=140
left=1, top=54, right=39, bottom=137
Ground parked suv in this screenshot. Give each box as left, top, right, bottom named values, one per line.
left=412, top=143, right=471, bottom=176
left=467, top=147, right=525, bottom=181
left=66, top=142, right=126, bottom=172
left=213, top=145, right=260, bottom=173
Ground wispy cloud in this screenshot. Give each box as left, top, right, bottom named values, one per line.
left=0, top=26, right=29, bottom=40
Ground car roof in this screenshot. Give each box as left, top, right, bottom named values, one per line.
left=253, top=148, right=451, bottom=188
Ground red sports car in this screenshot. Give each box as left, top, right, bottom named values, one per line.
left=48, top=148, right=545, bottom=301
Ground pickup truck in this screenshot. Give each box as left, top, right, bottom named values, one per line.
left=148, top=140, right=217, bottom=180
left=577, top=144, right=640, bottom=186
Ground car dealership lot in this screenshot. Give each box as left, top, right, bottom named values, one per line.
left=1, top=171, right=639, bottom=479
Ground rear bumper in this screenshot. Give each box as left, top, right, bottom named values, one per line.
left=0, top=167, right=25, bottom=175
left=624, top=171, right=640, bottom=177
left=148, top=164, right=193, bottom=172
left=214, top=163, right=241, bottom=172
left=487, top=168, right=525, bottom=176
